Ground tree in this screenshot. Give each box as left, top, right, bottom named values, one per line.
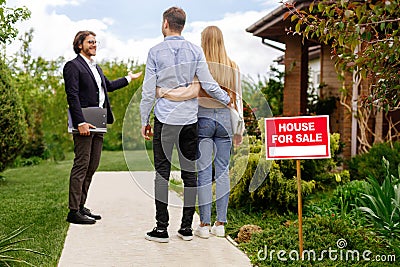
left=9, top=29, right=71, bottom=161
left=0, top=1, right=30, bottom=171
left=0, top=0, right=30, bottom=44
left=284, top=0, right=400, bottom=112
left=0, top=59, right=27, bottom=172
left=241, top=67, right=284, bottom=136
left=102, top=60, right=145, bottom=150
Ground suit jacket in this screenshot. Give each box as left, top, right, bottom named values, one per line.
left=63, top=55, right=128, bottom=128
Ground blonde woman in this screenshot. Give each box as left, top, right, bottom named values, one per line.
left=158, top=26, right=243, bottom=238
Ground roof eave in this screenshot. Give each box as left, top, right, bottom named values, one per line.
left=246, top=1, right=313, bottom=38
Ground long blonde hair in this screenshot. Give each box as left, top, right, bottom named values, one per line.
left=201, top=26, right=239, bottom=108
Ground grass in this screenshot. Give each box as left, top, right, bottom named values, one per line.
left=169, top=176, right=184, bottom=197
left=0, top=150, right=161, bottom=266
left=99, top=149, right=181, bottom=171
left=225, top=207, right=398, bottom=267
left=2, top=150, right=399, bottom=266
left=99, top=150, right=153, bottom=171
left=0, top=226, right=46, bottom=266
left=0, top=160, right=71, bottom=266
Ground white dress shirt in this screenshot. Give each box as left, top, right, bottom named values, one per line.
left=79, top=54, right=105, bottom=108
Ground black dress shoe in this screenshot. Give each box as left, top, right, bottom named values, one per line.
left=66, top=210, right=96, bottom=224
left=80, top=207, right=102, bottom=220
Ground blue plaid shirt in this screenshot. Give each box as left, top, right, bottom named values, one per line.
left=140, top=35, right=230, bottom=126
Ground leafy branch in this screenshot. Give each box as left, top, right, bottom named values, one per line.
left=283, top=0, right=400, bottom=111
left=0, top=0, right=31, bottom=44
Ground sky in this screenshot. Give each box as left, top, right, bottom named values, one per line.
left=6, top=0, right=285, bottom=78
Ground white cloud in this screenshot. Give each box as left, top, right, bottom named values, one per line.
left=102, top=17, right=114, bottom=26
left=259, top=0, right=280, bottom=7
left=34, top=0, right=83, bottom=7
left=6, top=1, right=283, bottom=78
left=7, top=0, right=82, bottom=9
left=185, top=11, right=284, bottom=77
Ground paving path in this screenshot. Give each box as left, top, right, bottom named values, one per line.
left=58, top=172, right=251, bottom=267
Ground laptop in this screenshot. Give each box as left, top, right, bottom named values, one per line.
left=68, top=107, right=107, bottom=133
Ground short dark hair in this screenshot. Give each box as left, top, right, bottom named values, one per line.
left=73, top=30, right=96, bottom=54
left=163, top=7, right=186, bottom=33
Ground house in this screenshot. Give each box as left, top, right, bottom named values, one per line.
left=246, top=0, right=380, bottom=160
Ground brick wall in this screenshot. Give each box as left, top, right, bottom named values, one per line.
left=282, top=41, right=354, bottom=159
left=321, top=45, right=352, bottom=159
left=283, top=36, right=308, bottom=116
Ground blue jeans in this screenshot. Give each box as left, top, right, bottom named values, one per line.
left=197, top=107, right=232, bottom=224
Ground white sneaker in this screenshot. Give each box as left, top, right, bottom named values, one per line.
left=211, top=222, right=225, bottom=237
left=194, top=225, right=210, bottom=239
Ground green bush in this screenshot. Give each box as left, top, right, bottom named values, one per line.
left=10, top=31, right=49, bottom=160
left=230, top=154, right=316, bottom=212
left=9, top=31, right=71, bottom=161
left=102, top=61, right=144, bottom=151
left=348, top=141, right=400, bottom=183
left=332, top=179, right=370, bottom=214
left=0, top=59, right=27, bottom=172
left=230, top=133, right=345, bottom=212
left=12, top=156, right=42, bottom=167
left=276, top=133, right=345, bottom=190
left=303, top=179, right=368, bottom=226
left=239, top=214, right=397, bottom=266
left=358, top=157, right=400, bottom=244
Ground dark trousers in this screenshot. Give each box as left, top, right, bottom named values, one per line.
left=153, top=117, right=198, bottom=229
left=69, top=133, right=104, bottom=210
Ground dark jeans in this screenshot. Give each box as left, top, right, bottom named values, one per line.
left=69, top=133, right=104, bottom=210
left=153, top=117, right=198, bottom=229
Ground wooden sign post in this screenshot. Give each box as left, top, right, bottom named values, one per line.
left=265, top=116, right=331, bottom=256
left=296, top=159, right=303, bottom=255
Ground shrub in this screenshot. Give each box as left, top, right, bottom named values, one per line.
left=276, top=133, right=345, bottom=189
left=12, top=156, right=43, bottom=167
left=230, top=133, right=344, bottom=212
left=332, top=179, right=370, bottom=214
left=239, top=214, right=397, bottom=266
left=102, top=61, right=144, bottom=151
left=357, top=157, right=400, bottom=242
left=348, top=141, right=400, bottom=183
left=230, top=155, right=316, bottom=212
left=0, top=59, right=27, bottom=172
left=303, top=178, right=370, bottom=230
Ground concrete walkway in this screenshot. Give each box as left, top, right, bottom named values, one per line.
left=58, top=172, right=251, bottom=267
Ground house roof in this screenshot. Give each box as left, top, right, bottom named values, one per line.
left=246, top=0, right=313, bottom=43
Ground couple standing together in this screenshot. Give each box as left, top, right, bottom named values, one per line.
left=64, top=6, right=243, bottom=243
left=140, top=6, right=243, bottom=243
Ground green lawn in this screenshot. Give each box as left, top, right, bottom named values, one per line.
left=99, top=150, right=152, bottom=171
left=99, top=150, right=180, bottom=171
left=3, top=150, right=395, bottom=267
left=0, top=160, right=70, bottom=266
left=0, top=150, right=153, bottom=266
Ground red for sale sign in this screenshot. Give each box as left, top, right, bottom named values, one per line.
left=265, top=116, right=331, bottom=160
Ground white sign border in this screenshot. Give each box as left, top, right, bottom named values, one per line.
left=265, top=115, right=331, bottom=160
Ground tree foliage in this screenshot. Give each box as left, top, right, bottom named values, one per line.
left=0, top=0, right=30, bottom=44
left=284, top=0, right=400, bottom=111
left=241, top=67, right=284, bottom=136
left=242, top=67, right=284, bottom=117
left=8, top=29, right=70, bottom=161
left=0, top=58, right=27, bottom=172
left=0, top=0, right=30, bottom=171
left=4, top=26, right=146, bottom=161
left=101, top=60, right=145, bottom=150
left=10, top=30, right=60, bottom=159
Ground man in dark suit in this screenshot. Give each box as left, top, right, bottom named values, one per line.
left=63, top=30, right=141, bottom=224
